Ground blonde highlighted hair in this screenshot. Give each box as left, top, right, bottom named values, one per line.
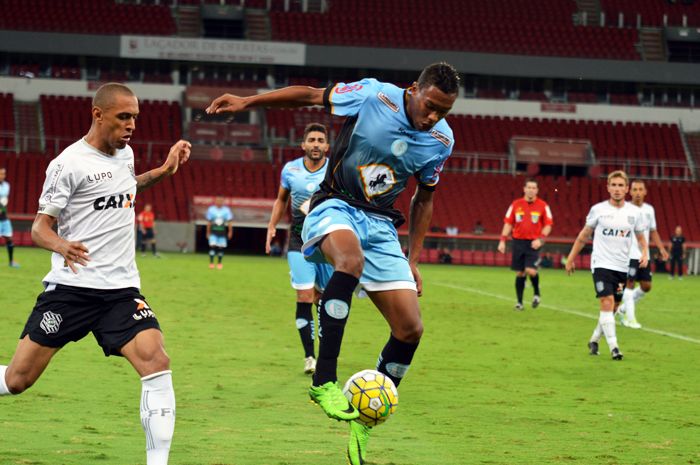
left=607, top=170, right=629, bottom=186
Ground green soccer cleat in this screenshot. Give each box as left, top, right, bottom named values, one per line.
left=347, top=421, right=372, bottom=465
left=619, top=311, right=630, bottom=327
left=309, top=381, right=359, bottom=421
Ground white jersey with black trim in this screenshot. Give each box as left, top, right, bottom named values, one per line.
left=38, top=138, right=140, bottom=289
left=586, top=200, right=645, bottom=273
left=628, top=202, right=656, bottom=260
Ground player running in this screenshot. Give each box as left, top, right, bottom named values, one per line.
left=618, top=180, right=668, bottom=329
left=206, top=195, right=233, bottom=269
left=498, top=179, right=553, bottom=310
left=0, top=167, right=20, bottom=268
left=566, top=171, right=647, bottom=361
left=266, top=123, right=334, bottom=376
left=208, top=62, right=459, bottom=465
left=0, top=83, right=191, bottom=465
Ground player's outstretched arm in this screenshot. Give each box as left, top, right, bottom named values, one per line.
left=408, top=187, right=434, bottom=297
left=136, top=140, right=191, bottom=193
left=266, top=187, right=291, bottom=254
left=566, top=225, right=593, bottom=276
left=206, top=86, right=325, bottom=115
left=650, top=230, right=669, bottom=261
left=32, top=213, right=90, bottom=274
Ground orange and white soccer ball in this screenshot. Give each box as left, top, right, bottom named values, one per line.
left=342, top=369, right=398, bottom=427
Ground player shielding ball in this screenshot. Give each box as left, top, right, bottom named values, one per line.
left=266, top=123, right=334, bottom=376
left=0, top=83, right=191, bottom=465
left=208, top=62, right=459, bottom=465
left=566, top=171, right=647, bottom=361
left=0, top=167, right=20, bottom=268
left=498, top=179, right=553, bottom=310
left=618, top=180, right=668, bottom=329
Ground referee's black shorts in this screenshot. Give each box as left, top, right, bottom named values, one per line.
left=510, top=238, right=541, bottom=272
left=21, top=284, right=161, bottom=357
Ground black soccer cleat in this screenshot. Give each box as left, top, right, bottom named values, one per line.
left=611, top=347, right=623, bottom=360
left=588, top=341, right=600, bottom=356
left=532, top=295, right=541, bottom=308
left=514, top=303, right=524, bottom=311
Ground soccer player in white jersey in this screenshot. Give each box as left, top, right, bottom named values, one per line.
left=266, top=123, right=333, bottom=375
left=618, top=180, right=669, bottom=329
left=565, top=171, right=647, bottom=360
left=0, top=167, right=20, bottom=268
left=0, top=83, right=191, bottom=465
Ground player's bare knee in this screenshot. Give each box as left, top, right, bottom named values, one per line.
left=145, top=351, right=170, bottom=375
left=6, top=372, right=33, bottom=394
left=516, top=271, right=526, bottom=278
left=641, top=282, right=652, bottom=292
left=393, top=320, right=423, bottom=344
left=333, top=253, right=364, bottom=278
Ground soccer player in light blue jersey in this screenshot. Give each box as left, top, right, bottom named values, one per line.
left=206, top=195, right=233, bottom=269
left=208, top=63, right=459, bottom=465
left=266, top=123, right=333, bottom=376
left=0, top=167, right=19, bottom=268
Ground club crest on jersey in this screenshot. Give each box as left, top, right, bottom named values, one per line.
left=628, top=216, right=636, bottom=225
left=430, top=129, right=452, bottom=148
left=358, top=164, right=396, bottom=199
left=391, top=139, right=408, bottom=156
left=41, top=311, right=63, bottom=334
left=300, top=198, right=312, bottom=216
left=531, top=212, right=540, bottom=224
left=94, top=193, right=135, bottom=210
left=377, top=92, right=399, bottom=112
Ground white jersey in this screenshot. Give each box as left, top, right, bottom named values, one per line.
left=586, top=200, right=644, bottom=273
left=628, top=202, right=656, bottom=260
left=38, top=138, right=140, bottom=289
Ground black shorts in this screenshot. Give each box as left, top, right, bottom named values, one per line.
left=143, top=228, right=155, bottom=240
left=627, top=259, right=652, bottom=282
left=20, top=285, right=161, bottom=357
left=592, top=268, right=627, bottom=302
left=510, top=238, right=541, bottom=271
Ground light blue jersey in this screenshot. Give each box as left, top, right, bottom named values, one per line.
left=280, top=157, right=328, bottom=251
left=206, top=205, right=233, bottom=247
left=0, top=180, right=11, bottom=234
left=312, top=78, right=454, bottom=227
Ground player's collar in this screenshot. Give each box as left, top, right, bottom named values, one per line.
left=81, top=137, right=118, bottom=158
left=303, top=157, right=327, bottom=173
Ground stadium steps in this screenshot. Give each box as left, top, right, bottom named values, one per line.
left=177, top=7, right=200, bottom=38
left=245, top=9, right=271, bottom=41
left=15, top=103, right=42, bottom=154
left=576, top=0, right=601, bottom=26
left=685, top=134, right=700, bottom=178
left=640, top=28, right=665, bottom=61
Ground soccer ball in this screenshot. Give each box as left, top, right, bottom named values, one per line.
left=0, top=196, right=7, bottom=207
left=342, top=369, right=398, bottom=427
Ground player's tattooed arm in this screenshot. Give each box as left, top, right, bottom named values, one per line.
left=136, top=140, right=191, bottom=193
left=135, top=171, right=158, bottom=194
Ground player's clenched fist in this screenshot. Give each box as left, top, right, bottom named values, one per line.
left=164, top=140, right=192, bottom=176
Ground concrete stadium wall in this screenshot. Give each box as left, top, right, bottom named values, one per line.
left=149, top=221, right=197, bottom=253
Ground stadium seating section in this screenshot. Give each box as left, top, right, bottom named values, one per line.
left=600, top=0, right=700, bottom=27
left=0, top=0, right=176, bottom=35
left=0, top=93, right=15, bottom=150
left=270, top=0, right=640, bottom=60
left=266, top=107, right=344, bottom=140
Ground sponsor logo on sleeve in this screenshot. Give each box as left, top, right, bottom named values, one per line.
left=430, top=129, right=452, bottom=148
left=335, top=83, right=363, bottom=94
left=377, top=92, right=399, bottom=112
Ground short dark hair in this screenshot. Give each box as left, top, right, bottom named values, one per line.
left=303, top=123, right=328, bottom=141
left=524, top=178, right=539, bottom=187
left=0, top=167, right=5, bottom=172
left=93, top=83, right=136, bottom=111
left=417, top=62, right=460, bottom=95
left=631, top=179, right=646, bottom=188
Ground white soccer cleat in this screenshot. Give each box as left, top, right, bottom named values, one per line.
left=303, top=356, right=316, bottom=375
left=627, top=318, right=642, bottom=329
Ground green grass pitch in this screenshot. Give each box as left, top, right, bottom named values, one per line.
left=1, top=248, right=698, bottom=464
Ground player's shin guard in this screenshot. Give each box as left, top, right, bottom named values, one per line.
left=296, top=302, right=315, bottom=358
left=217, top=249, right=224, bottom=263
left=622, top=288, right=636, bottom=320
left=0, top=365, right=13, bottom=396
left=6, top=240, right=14, bottom=263
left=208, top=248, right=215, bottom=263
left=515, top=276, right=526, bottom=303
left=313, top=271, right=359, bottom=387
left=590, top=323, right=604, bottom=343
left=599, top=312, right=618, bottom=349
left=141, top=370, right=176, bottom=465
left=376, top=334, right=419, bottom=387
left=530, top=273, right=540, bottom=295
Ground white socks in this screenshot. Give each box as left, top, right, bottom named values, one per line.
left=599, top=312, right=618, bottom=350
left=590, top=323, right=604, bottom=343
left=0, top=366, right=12, bottom=396
left=141, top=370, right=176, bottom=465
left=622, top=288, right=636, bottom=321
left=633, top=287, right=647, bottom=304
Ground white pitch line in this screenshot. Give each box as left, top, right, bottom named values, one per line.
left=430, top=282, right=700, bottom=344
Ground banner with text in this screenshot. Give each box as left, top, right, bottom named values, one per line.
left=511, top=137, right=591, bottom=166
left=120, top=36, right=306, bottom=66
left=189, top=122, right=261, bottom=144
left=192, top=196, right=277, bottom=226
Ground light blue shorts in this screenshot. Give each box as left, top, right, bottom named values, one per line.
left=0, top=219, right=12, bottom=237
left=301, top=199, right=416, bottom=296
left=209, top=235, right=227, bottom=248
left=288, top=250, right=333, bottom=291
